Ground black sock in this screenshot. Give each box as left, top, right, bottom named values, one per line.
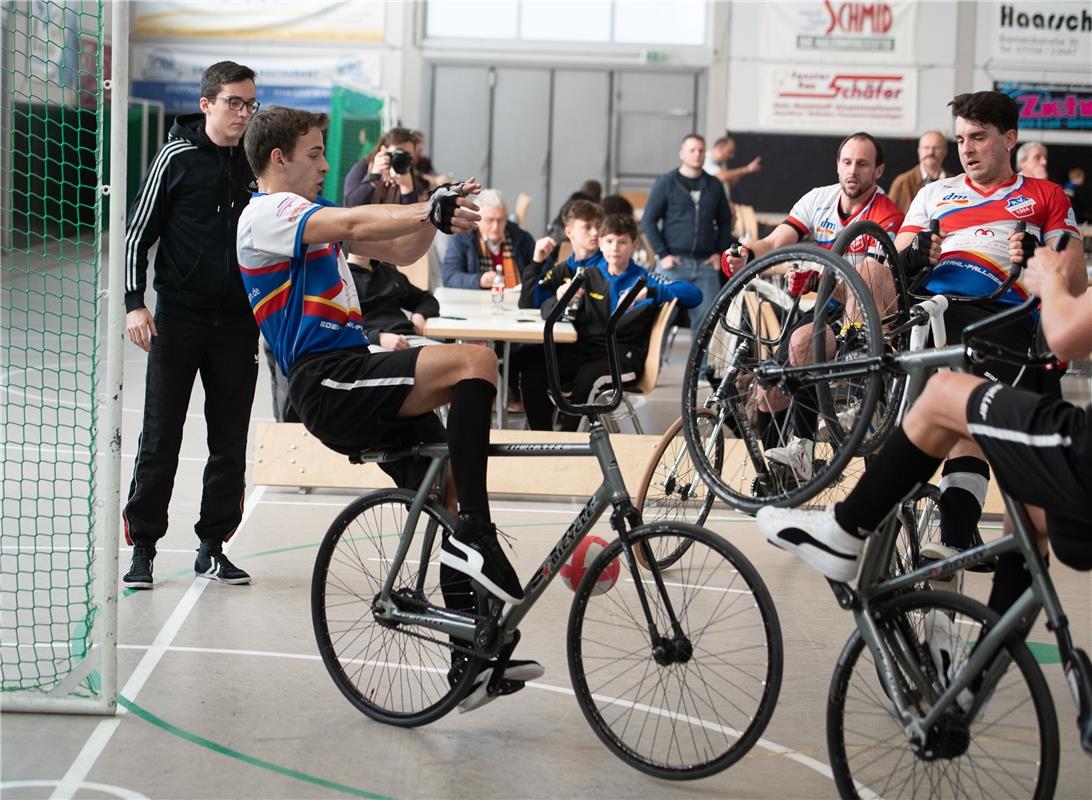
left=987, top=551, right=1038, bottom=616
left=445, top=378, right=495, bottom=521
left=939, top=456, right=989, bottom=550
left=835, top=427, right=942, bottom=535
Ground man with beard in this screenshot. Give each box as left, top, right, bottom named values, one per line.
left=721, top=132, right=903, bottom=480
left=888, top=130, right=949, bottom=212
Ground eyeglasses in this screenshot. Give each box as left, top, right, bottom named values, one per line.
left=209, top=95, right=260, bottom=114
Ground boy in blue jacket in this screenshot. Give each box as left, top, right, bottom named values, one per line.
left=514, top=213, right=702, bottom=430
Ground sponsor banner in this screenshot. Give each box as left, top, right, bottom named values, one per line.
left=761, top=1, right=917, bottom=62
left=995, top=81, right=1092, bottom=130
left=130, top=43, right=381, bottom=114
left=758, top=65, right=916, bottom=134
left=986, top=1, right=1092, bottom=65
left=132, top=1, right=384, bottom=42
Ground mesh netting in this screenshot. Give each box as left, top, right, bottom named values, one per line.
left=1, top=0, right=103, bottom=693
left=323, top=82, right=384, bottom=204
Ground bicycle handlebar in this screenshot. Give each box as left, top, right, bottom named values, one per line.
left=542, top=272, right=646, bottom=418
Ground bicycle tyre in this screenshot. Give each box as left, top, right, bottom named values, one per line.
left=682, top=245, right=883, bottom=513
left=633, top=410, right=722, bottom=566
left=311, top=488, right=485, bottom=727
left=567, top=522, right=783, bottom=779
left=829, top=220, right=910, bottom=456
left=827, top=590, right=1058, bottom=799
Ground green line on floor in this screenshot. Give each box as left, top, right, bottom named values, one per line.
left=117, top=696, right=392, bottom=799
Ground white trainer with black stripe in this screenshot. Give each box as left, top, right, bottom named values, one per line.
left=756, top=505, right=864, bottom=582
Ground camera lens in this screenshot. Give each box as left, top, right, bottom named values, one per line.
left=389, top=148, right=412, bottom=175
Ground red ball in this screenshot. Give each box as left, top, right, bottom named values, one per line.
left=560, top=535, right=620, bottom=595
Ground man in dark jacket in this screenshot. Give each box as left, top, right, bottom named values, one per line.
left=122, top=61, right=259, bottom=589
left=441, top=189, right=535, bottom=290
left=353, top=259, right=440, bottom=349
left=642, top=133, right=735, bottom=328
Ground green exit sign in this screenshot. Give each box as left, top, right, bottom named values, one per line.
left=644, top=51, right=667, bottom=63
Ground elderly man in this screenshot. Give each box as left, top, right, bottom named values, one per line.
left=888, top=130, right=948, bottom=212
left=441, top=188, right=535, bottom=290
left=1017, top=141, right=1049, bottom=180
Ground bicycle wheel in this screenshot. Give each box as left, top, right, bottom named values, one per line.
left=682, top=245, right=883, bottom=514
left=634, top=411, right=722, bottom=567
left=828, top=590, right=1059, bottom=799
left=830, top=220, right=910, bottom=456
left=867, top=499, right=921, bottom=579
left=311, top=488, right=485, bottom=727
left=567, top=522, right=783, bottom=779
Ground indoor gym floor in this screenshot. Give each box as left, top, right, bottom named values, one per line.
left=2, top=262, right=1091, bottom=800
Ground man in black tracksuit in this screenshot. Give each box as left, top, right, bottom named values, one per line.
left=122, top=61, right=259, bottom=589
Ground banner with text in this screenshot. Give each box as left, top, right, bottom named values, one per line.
left=995, top=81, right=1092, bottom=130
left=761, top=1, right=917, bottom=63
left=130, top=43, right=381, bottom=114
left=758, top=66, right=916, bottom=134
left=985, top=1, right=1092, bottom=66
left=132, top=1, right=384, bottom=42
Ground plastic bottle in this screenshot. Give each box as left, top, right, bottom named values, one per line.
left=491, top=271, right=505, bottom=314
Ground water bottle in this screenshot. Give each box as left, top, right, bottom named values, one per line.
left=491, top=271, right=505, bottom=314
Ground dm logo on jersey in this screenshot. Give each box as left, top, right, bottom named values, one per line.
left=936, top=192, right=969, bottom=207
left=816, top=219, right=838, bottom=238
left=1005, top=194, right=1036, bottom=218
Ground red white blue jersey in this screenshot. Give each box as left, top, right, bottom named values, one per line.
left=237, top=192, right=366, bottom=375
left=901, top=174, right=1078, bottom=305
left=785, top=183, right=904, bottom=263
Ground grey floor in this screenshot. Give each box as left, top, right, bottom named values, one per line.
left=3, top=269, right=1092, bottom=798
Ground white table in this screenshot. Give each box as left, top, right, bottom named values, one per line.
left=426, top=288, right=577, bottom=427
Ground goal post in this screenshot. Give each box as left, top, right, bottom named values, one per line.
left=1, top=0, right=124, bottom=715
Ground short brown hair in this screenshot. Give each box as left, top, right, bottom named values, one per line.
left=563, top=199, right=603, bottom=226
left=200, top=61, right=256, bottom=100
left=949, top=91, right=1018, bottom=134
left=600, top=213, right=638, bottom=241
left=245, top=106, right=329, bottom=176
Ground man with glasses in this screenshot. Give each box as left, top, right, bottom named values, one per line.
left=122, top=61, right=260, bottom=589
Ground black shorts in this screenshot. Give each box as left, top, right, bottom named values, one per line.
left=287, top=346, right=446, bottom=489
left=939, top=301, right=1062, bottom=397
left=966, top=381, right=1092, bottom=570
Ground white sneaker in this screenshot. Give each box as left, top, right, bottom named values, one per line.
left=919, top=542, right=964, bottom=594
left=924, top=609, right=974, bottom=713
left=756, top=504, right=864, bottom=582
left=765, top=437, right=815, bottom=481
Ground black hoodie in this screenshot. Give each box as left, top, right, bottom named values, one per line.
left=123, top=113, right=256, bottom=325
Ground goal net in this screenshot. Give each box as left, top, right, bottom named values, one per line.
left=1, top=0, right=119, bottom=714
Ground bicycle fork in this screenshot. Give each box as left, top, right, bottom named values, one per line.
left=613, top=503, right=692, bottom=665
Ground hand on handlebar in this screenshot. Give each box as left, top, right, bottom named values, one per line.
left=787, top=266, right=819, bottom=297
left=721, top=244, right=750, bottom=278
left=1008, top=227, right=1038, bottom=265
left=1022, top=242, right=1069, bottom=297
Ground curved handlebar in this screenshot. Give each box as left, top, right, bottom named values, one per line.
left=542, top=273, right=647, bottom=418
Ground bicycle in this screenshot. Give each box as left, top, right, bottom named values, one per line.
left=748, top=242, right=1092, bottom=797
left=823, top=306, right=1091, bottom=798
left=310, top=275, right=784, bottom=780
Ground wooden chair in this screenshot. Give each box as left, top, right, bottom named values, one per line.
left=616, top=189, right=649, bottom=216
left=514, top=193, right=532, bottom=228
left=731, top=203, right=760, bottom=243
left=397, top=252, right=430, bottom=291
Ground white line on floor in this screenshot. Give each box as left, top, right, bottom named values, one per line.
left=49, top=486, right=266, bottom=800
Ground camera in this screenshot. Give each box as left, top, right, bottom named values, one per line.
left=388, top=148, right=413, bottom=175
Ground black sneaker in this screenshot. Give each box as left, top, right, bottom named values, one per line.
left=194, top=541, right=251, bottom=585
left=439, top=519, right=524, bottom=605
left=123, top=544, right=155, bottom=589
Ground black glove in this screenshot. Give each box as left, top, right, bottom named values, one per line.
left=424, top=183, right=467, bottom=234
left=899, top=231, right=933, bottom=279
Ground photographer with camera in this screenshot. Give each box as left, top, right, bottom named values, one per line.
left=343, top=126, right=424, bottom=208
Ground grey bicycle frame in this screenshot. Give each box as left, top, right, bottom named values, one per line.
left=370, top=423, right=639, bottom=652
left=845, top=336, right=1070, bottom=739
